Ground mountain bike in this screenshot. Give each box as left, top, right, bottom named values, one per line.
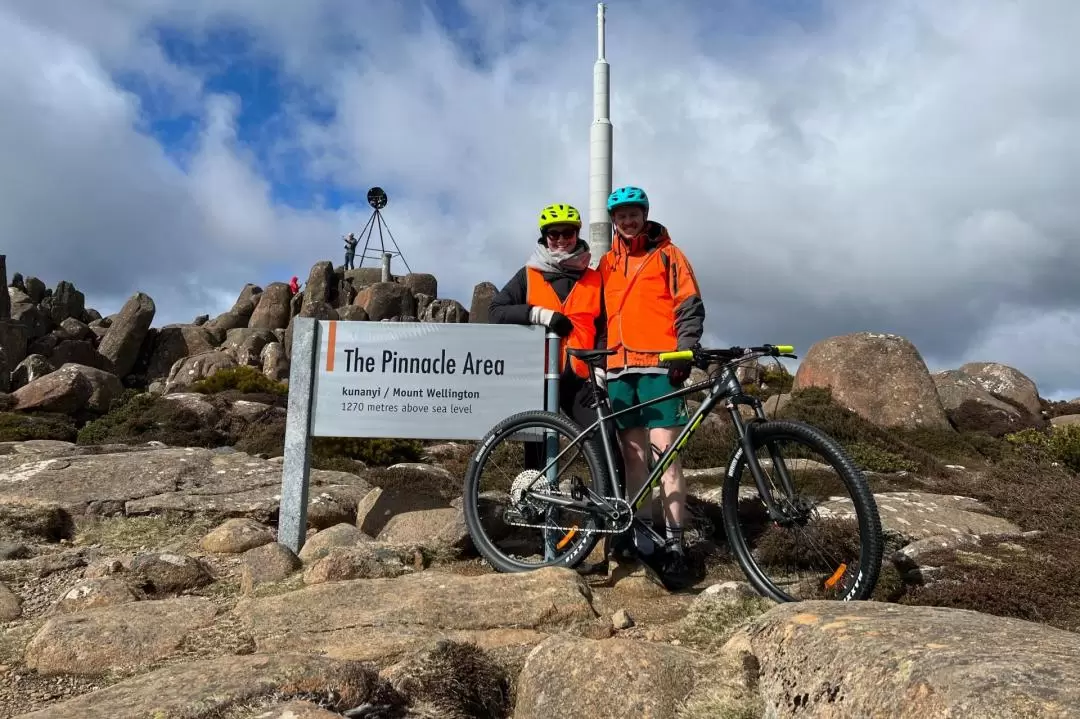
left=461, top=343, right=884, bottom=602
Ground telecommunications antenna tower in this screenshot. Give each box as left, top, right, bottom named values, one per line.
left=356, top=186, right=412, bottom=273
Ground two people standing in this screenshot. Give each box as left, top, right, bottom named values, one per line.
left=489, top=189, right=704, bottom=589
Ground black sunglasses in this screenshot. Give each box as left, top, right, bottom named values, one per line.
left=545, top=228, right=577, bottom=240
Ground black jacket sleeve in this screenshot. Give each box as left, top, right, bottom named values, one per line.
left=593, top=288, right=607, bottom=350
left=488, top=266, right=532, bottom=325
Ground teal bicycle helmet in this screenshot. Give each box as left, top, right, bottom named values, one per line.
left=607, top=186, right=649, bottom=213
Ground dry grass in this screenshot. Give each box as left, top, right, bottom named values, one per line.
left=73, top=512, right=219, bottom=554
left=677, top=594, right=774, bottom=655
left=677, top=686, right=764, bottom=719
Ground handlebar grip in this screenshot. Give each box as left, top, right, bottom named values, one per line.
left=773, top=345, right=795, bottom=354
left=658, top=350, right=694, bottom=362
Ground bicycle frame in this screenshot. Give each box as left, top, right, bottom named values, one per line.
left=528, top=359, right=802, bottom=543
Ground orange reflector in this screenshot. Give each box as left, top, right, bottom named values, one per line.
left=824, top=563, right=848, bottom=589
left=556, top=526, right=579, bottom=550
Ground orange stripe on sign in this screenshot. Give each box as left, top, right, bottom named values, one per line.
left=326, top=321, right=337, bottom=372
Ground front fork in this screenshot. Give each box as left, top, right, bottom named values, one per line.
left=724, top=377, right=800, bottom=524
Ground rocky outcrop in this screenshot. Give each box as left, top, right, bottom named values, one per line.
left=738, top=600, right=1080, bottom=718
left=0, top=443, right=372, bottom=524
left=793, top=331, right=952, bottom=429
left=2, top=256, right=481, bottom=409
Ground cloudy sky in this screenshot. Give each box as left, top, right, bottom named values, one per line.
left=3, top=0, right=1079, bottom=399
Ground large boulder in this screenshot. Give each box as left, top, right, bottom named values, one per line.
left=11, top=354, right=54, bottom=390
left=302, top=261, right=335, bottom=310
left=954, top=361, right=1042, bottom=418
left=221, top=328, right=277, bottom=367
left=12, top=362, right=124, bottom=414
left=164, top=350, right=238, bottom=392
left=469, top=281, right=497, bottom=323
left=0, top=255, right=9, bottom=320
left=399, top=272, right=437, bottom=298
left=145, top=325, right=218, bottom=380
left=48, top=339, right=111, bottom=373
left=353, top=282, right=416, bottom=322
left=206, top=285, right=261, bottom=334
left=740, top=599, right=1080, bottom=718
left=421, top=298, right=468, bottom=323
left=97, top=292, right=156, bottom=377
left=40, top=280, right=85, bottom=326
left=792, top=332, right=951, bottom=430
left=248, top=282, right=292, bottom=330
left=0, top=319, right=27, bottom=375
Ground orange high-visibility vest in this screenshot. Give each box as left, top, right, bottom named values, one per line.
left=525, top=266, right=603, bottom=378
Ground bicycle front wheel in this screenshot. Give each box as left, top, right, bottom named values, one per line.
left=462, top=410, right=612, bottom=574
left=722, top=419, right=883, bottom=602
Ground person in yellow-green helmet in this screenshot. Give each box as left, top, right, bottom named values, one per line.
left=489, top=203, right=607, bottom=458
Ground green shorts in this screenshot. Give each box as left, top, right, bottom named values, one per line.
left=607, top=371, right=690, bottom=430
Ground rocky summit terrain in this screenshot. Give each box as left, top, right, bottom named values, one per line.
left=1, top=254, right=1080, bottom=718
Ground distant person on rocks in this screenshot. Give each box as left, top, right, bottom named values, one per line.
left=344, top=233, right=358, bottom=270
left=489, top=202, right=611, bottom=480
left=289, top=276, right=300, bottom=295
left=597, top=185, right=704, bottom=589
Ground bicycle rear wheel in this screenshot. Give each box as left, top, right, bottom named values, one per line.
left=722, top=419, right=883, bottom=602
left=462, top=410, right=613, bottom=573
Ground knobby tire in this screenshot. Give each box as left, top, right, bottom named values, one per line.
left=462, top=409, right=612, bottom=574
left=722, top=419, right=884, bottom=602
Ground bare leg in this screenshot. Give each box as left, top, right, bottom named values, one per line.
left=619, top=426, right=649, bottom=517
left=649, top=425, right=686, bottom=538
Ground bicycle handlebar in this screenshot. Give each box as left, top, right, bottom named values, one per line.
left=658, top=344, right=798, bottom=367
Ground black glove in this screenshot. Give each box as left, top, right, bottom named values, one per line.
left=667, top=358, right=693, bottom=386
left=549, top=311, right=573, bottom=338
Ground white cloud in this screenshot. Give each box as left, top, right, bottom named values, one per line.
left=2, top=0, right=1080, bottom=398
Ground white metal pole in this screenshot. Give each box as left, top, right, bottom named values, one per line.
left=588, top=2, right=613, bottom=267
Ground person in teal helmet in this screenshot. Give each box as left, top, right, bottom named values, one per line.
left=597, top=185, right=705, bottom=590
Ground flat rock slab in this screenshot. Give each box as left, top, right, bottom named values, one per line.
left=743, top=600, right=1080, bottom=718
left=0, top=445, right=371, bottom=524
left=13, top=653, right=398, bottom=719
left=235, top=566, right=606, bottom=664
left=513, top=635, right=719, bottom=718
left=24, top=596, right=218, bottom=675
left=821, top=491, right=1021, bottom=541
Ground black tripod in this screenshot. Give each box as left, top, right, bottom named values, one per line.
left=354, top=186, right=412, bottom=274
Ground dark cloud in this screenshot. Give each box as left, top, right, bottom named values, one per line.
left=2, top=0, right=1080, bottom=397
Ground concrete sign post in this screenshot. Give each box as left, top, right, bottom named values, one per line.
left=278, top=318, right=553, bottom=552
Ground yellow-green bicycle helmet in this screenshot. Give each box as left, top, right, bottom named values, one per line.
left=538, top=203, right=582, bottom=231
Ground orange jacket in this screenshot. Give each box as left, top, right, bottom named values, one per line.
left=525, top=266, right=603, bottom=378
left=598, top=221, right=705, bottom=371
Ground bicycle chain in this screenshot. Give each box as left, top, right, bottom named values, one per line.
left=503, top=490, right=635, bottom=534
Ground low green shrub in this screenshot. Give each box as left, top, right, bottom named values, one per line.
left=777, top=387, right=949, bottom=475
left=0, top=411, right=77, bottom=442
left=899, top=532, right=1080, bottom=633
left=76, top=392, right=227, bottom=448
left=1005, top=424, right=1080, bottom=473
left=313, top=436, right=424, bottom=466
left=190, top=366, right=287, bottom=396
